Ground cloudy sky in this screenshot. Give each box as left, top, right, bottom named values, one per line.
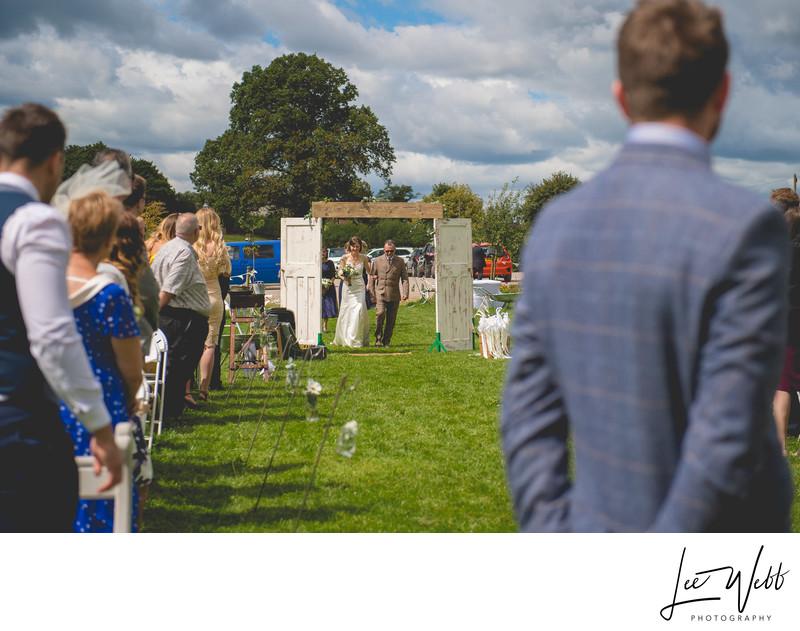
left=1, top=0, right=798, bottom=202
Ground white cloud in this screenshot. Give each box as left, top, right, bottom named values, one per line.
left=1, top=0, right=798, bottom=206
left=140, top=150, right=199, bottom=192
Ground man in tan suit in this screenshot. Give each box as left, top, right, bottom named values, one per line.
left=370, top=239, right=409, bottom=347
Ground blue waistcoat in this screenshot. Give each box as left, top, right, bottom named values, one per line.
left=0, top=187, right=49, bottom=401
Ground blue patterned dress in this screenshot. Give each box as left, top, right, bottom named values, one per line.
left=59, top=283, right=141, bottom=532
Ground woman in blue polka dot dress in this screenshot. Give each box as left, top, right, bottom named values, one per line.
left=58, top=190, right=144, bottom=532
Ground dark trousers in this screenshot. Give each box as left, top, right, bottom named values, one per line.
left=473, top=267, right=484, bottom=280
left=0, top=397, right=77, bottom=532
left=375, top=299, right=400, bottom=345
left=159, top=306, right=208, bottom=418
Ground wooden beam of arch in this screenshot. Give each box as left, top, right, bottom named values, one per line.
left=311, top=201, right=443, bottom=218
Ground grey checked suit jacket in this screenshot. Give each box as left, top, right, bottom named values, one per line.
left=502, top=141, right=794, bottom=532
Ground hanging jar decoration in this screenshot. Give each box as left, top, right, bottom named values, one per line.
left=336, top=420, right=358, bottom=457
left=285, top=358, right=300, bottom=393
left=305, top=378, right=322, bottom=422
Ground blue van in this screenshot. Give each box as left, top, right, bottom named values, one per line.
left=226, top=240, right=281, bottom=285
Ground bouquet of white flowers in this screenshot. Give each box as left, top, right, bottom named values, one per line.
left=305, top=378, right=322, bottom=422
left=321, top=278, right=333, bottom=293
left=340, top=263, right=356, bottom=281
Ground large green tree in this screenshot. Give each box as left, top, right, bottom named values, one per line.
left=375, top=182, right=417, bottom=202
left=477, top=178, right=526, bottom=263
left=131, top=157, right=178, bottom=210
left=422, top=181, right=485, bottom=234
left=192, top=53, right=395, bottom=228
left=521, top=171, right=581, bottom=227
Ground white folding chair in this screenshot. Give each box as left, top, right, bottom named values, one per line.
left=75, top=421, right=134, bottom=533
left=144, top=328, right=168, bottom=448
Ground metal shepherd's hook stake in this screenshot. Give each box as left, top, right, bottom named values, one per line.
left=245, top=344, right=308, bottom=470
left=293, top=375, right=361, bottom=533
left=234, top=338, right=262, bottom=424
left=251, top=348, right=314, bottom=511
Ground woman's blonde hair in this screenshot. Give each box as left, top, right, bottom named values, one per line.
left=145, top=212, right=177, bottom=256
left=69, top=190, right=122, bottom=255
left=194, top=207, right=226, bottom=260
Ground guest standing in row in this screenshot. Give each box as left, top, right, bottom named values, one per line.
left=59, top=190, right=145, bottom=532
left=770, top=187, right=800, bottom=455
left=193, top=207, right=231, bottom=401
left=321, top=246, right=338, bottom=333
left=101, top=211, right=152, bottom=352
left=472, top=243, right=486, bottom=280
left=151, top=213, right=211, bottom=418
left=120, top=172, right=160, bottom=352
left=146, top=213, right=177, bottom=263
left=0, top=103, right=122, bottom=532
left=502, top=0, right=792, bottom=532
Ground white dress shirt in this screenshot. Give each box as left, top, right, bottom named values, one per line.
left=0, top=172, right=111, bottom=432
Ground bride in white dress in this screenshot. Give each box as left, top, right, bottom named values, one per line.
left=332, top=236, right=371, bottom=347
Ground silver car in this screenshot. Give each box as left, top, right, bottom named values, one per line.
left=365, top=246, right=414, bottom=267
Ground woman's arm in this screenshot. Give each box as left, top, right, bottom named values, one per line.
left=338, top=257, right=351, bottom=284
left=111, top=336, right=144, bottom=412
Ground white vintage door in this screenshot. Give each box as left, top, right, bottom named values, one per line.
left=434, top=218, right=473, bottom=351
left=280, top=217, right=322, bottom=345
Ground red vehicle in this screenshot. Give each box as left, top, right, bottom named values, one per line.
left=479, top=243, right=513, bottom=282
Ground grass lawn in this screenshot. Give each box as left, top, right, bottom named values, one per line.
left=141, top=297, right=800, bottom=533
left=142, top=299, right=518, bottom=532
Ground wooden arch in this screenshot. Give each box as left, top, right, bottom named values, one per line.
left=281, top=201, right=472, bottom=350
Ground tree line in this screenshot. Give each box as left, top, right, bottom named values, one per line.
left=63, top=53, right=580, bottom=263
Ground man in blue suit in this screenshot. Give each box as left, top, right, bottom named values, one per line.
left=502, top=0, right=793, bottom=532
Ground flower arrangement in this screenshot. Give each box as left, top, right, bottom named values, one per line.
left=476, top=307, right=512, bottom=359
left=340, top=263, right=356, bottom=280
left=305, top=378, right=322, bottom=422
left=322, top=278, right=333, bottom=293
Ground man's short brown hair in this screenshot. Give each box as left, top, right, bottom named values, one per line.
left=123, top=173, right=147, bottom=208
left=617, top=0, right=728, bottom=120
left=0, top=103, right=66, bottom=166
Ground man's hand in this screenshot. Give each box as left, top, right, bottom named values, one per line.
left=90, top=425, right=124, bottom=492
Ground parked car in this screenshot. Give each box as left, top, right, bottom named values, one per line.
left=421, top=243, right=436, bottom=277
left=327, top=247, right=346, bottom=267
left=479, top=243, right=513, bottom=282
left=409, top=247, right=425, bottom=276
left=365, top=246, right=414, bottom=267
left=227, top=240, right=281, bottom=284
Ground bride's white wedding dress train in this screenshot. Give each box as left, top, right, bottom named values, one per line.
left=332, top=261, right=370, bottom=347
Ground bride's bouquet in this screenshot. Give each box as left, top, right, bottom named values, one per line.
left=340, top=262, right=356, bottom=282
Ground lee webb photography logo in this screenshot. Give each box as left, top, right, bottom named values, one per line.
left=660, top=546, right=788, bottom=624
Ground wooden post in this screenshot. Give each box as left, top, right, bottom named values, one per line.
left=311, top=201, right=443, bottom=218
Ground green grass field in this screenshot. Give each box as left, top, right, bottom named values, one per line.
left=142, top=300, right=518, bottom=532
left=141, top=298, right=800, bottom=532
